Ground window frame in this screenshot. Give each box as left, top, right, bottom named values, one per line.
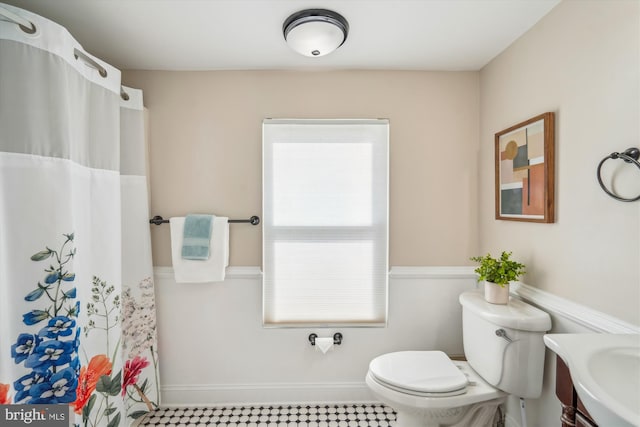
left=262, top=119, right=389, bottom=327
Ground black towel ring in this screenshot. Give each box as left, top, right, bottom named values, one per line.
left=596, top=147, right=640, bottom=202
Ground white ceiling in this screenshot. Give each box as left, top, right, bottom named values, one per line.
left=1, top=0, right=560, bottom=71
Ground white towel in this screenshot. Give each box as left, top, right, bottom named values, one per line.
left=170, top=216, right=229, bottom=283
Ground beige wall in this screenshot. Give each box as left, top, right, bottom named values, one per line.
left=479, top=0, right=640, bottom=325
left=122, top=70, right=480, bottom=268
left=124, top=0, right=639, bottom=326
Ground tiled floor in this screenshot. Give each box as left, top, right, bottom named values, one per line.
left=139, top=403, right=397, bottom=427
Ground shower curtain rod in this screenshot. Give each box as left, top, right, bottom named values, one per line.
left=150, top=215, right=260, bottom=226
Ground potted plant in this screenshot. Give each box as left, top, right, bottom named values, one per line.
left=470, top=251, right=526, bottom=304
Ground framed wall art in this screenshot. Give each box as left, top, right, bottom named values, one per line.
left=495, top=112, right=555, bottom=223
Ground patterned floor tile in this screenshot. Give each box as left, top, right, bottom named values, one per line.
left=139, top=403, right=396, bottom=427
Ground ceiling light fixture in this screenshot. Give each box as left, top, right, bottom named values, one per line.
left=283, top=9, right=349, bottom=57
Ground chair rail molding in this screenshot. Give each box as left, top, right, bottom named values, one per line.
left=152, top=266, right=637, bottom=334
left=154, top=266, right=262, bottom=280
left=511, top=282, right=639, bottom=334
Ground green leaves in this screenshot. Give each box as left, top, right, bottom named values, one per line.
left=111, top=371, right=122, bottom=395
left=83, top=371, right=124, bottom=426
left=470, top=251, right=525, bottom=286
left=129, top=410, right=149, bottom=420
left=82, top=385, right=122, bottom=427
left=82, top=394, right=97, bottom=424
left=96, top=371, right=122, bottom=397
left=106, top=413, right=121, bottom=427
left=30, top=248, right=53, bottom=261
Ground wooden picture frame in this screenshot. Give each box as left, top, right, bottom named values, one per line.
left=495, top=112, right=555, bottom=223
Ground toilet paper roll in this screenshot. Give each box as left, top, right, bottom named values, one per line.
left=315, top=337, right=334, bottom=354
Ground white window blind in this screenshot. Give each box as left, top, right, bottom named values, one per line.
left=263, top=119, right=389, bottom=326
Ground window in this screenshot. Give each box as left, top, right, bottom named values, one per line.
left=263, top=119, right=388, bottom=326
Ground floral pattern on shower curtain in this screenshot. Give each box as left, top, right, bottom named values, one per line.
left=119, top=87, right=160, bottom=420
left=0, top=4, right=159, bottom=425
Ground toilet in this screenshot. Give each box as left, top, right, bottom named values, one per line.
left=366, top=290, right=552, bottom=427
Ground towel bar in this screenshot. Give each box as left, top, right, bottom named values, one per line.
left=150, top=215, right=260, bottom=226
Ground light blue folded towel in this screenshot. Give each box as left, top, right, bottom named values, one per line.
left=181, top=214, right=215, bottom=260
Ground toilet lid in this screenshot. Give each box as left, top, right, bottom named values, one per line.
left=369, top=351, right=468, bottom=394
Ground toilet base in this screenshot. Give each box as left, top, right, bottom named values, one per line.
left=366, top=364, right=507, bottom=427
left=393, top=398, right=505, bottom=427
left=395, top=406, right=464, bottom=427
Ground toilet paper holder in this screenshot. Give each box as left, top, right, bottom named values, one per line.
left=308, top=332, right=343, bottom=346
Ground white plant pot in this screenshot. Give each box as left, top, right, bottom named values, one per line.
left=484, top=281, right=509, bottom=304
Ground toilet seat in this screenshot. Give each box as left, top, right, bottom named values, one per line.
left=365, top=357, right=506, bottom=411
left=368, top=351, right=468, bottom=396
left=369, top=376, right=468, bottom=397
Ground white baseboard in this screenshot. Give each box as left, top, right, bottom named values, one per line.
left=160, top=382, right=373, bottom=406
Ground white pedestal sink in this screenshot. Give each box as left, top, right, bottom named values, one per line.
left=544, top=333, right=640, bottom=427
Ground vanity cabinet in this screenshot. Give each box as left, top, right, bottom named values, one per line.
left=555, top=355, right=598, bottom=427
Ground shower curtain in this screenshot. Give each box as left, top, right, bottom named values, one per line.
left=0, top=3, right=160, bottom=425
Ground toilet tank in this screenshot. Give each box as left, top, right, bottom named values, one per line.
left=459, top=290, right=551, bottom=398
